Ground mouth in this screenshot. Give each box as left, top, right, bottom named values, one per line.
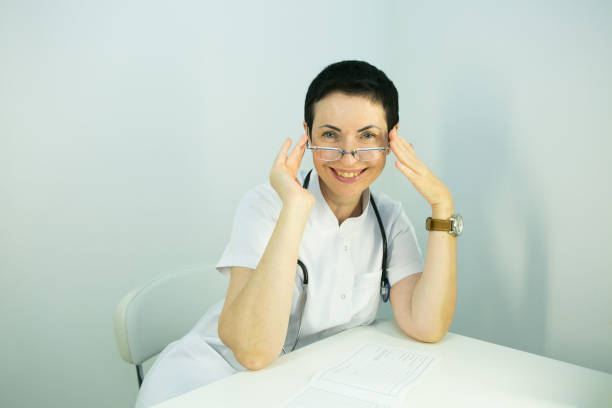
left=329, top=167, right=368, bottom=183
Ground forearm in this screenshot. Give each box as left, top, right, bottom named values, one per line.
left=218, top=199, right=312, bottom=368
left=410, top=204, right=457, bottom=341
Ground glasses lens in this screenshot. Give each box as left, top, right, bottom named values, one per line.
left=356, top=150, right=382, bottom=162
left=315, top=149, right=342, bottom=161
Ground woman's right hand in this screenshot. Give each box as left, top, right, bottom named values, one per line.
left=270, top=134, right=315, bottom=208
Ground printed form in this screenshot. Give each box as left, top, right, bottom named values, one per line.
left=283, top=344, right=437, bottom=408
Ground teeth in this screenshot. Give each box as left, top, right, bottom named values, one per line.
left=335, top=170, right=361, bottom=178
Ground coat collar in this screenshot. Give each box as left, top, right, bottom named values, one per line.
left=305, top=168, right=371, bottom=231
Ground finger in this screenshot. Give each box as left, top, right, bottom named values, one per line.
left=391, top=142, right=425, bottom=174
left=406, top=141, right=416, bottom=154
left=274, top=138, right=292, bottom=165
left=390, top=139, right=415, bottom=162
left=390, top=137, right=422, bottom=166
left=395, top=160, right=416, bottom=179
left=390, top=131, right=409, bottom=152
left=391, top=130, right=416, bottom=155
left=288, top=134, right=308, bottom=162
left=286, top=134, right=308, bottom=169
left=398, top=136, right=416, bottom=156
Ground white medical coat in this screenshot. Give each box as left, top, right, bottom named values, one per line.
left=135, top=168, right=424, bottom=408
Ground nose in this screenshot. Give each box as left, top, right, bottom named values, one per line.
left=339, top=152, right=358, bottom=166
left=339, top=139, right=359, bottom=166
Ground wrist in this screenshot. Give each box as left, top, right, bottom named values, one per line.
left=283, top=196, right=314, bottom=213
left=431, top=202, right=454, bottom=219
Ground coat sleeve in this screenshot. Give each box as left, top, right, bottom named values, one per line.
left=215, top=184, right=282, bottom=277
left=385, top=201, right=424, bottom=287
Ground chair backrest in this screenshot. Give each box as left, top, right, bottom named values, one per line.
left=114, top=265, right=228, bottom=367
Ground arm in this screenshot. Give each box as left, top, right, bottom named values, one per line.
left=218, top=134, right=313, bottom=370
left=218, top=199, right=312, bottom=370
left=388, top=127, right=457, bottom=342
left=390, top=203, right=457, bottom=343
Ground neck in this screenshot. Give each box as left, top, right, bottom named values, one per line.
left=318, top=176, right=363, bottom=226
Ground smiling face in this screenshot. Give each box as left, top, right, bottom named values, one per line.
left=304, top=91, right=392, bottom=202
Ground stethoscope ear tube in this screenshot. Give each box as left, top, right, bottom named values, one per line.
left=296, top=260, right=308, bottom=284
left=283, top=262, right=308, bottom=355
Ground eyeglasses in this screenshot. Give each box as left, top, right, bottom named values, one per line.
left=306, top=140, right=390, bottom=162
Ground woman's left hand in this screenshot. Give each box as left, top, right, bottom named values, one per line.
left=389, top=128, right=454, bottom=212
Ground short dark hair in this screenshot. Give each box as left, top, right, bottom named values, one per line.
left=304, top=60, right=399, bottom=136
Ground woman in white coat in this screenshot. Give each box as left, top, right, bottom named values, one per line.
left=135, top=60, right=459, bottom=407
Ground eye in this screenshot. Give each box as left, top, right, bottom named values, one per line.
left=322, top=131, right=337, bottom=139
left=362, top=132, right=377, bottom=140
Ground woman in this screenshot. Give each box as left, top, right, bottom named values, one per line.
left=135, top=60, right=459, bottom=407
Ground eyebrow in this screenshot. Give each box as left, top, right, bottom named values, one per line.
left=318, top=124, right=382, bottom=132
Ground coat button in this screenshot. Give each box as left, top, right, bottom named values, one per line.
left=340, top=293, right=346, bottom=300
left=344, top=244, right=349, bottom=251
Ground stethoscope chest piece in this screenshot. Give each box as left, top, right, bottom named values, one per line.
left=380, top=278, right=390, bottom=302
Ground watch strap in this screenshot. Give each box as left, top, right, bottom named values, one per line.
left=426, top=217, right=452, bottom=232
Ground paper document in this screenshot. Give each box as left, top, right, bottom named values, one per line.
left=283, top=344, right=437, bottom=408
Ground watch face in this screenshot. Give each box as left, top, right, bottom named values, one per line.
left=452, top=214, right=463, bottom=236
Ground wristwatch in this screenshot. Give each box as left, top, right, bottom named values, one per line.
left=426, top=214, right=463, bottom=237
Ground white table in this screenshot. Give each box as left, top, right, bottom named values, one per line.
left=154, top=319, right=612, bottom=407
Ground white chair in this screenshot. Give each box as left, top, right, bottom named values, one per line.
left=114, top=265, right=228, bottom=387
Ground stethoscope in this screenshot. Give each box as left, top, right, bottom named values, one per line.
left=282, top=169, right=389, bottom=354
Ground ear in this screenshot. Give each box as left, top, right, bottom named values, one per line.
left=387, top=123, right=399, bottom=154
left=391, top=123, right=399, bottom=136
left=303, top=121, right=309, bottom=138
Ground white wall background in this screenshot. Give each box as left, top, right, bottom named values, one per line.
left=1, top=1, right=610, bottom=407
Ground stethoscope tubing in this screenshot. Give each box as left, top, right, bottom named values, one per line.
left=283, top=169, right=389, bottom=354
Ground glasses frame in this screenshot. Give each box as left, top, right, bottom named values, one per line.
left=306, top=140, right=390, bottom=162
